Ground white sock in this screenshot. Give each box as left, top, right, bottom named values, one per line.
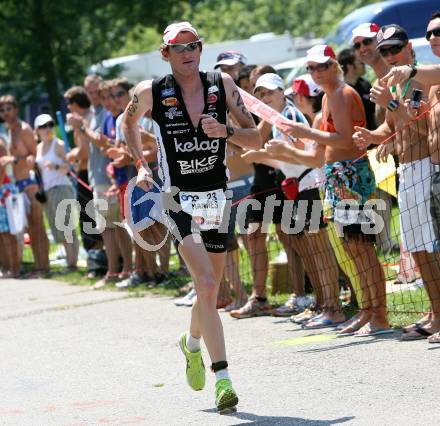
left=215, top=368, right=230, bottom=382
left=186, top=334, right=201, bottom=353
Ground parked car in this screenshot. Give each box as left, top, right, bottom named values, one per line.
left=326, top=0, right=436, bottom=47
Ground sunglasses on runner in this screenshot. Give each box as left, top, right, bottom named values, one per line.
left=306, top=62, right=330, bottom=73
left=379, top=43, right=406, bottom=57
left=110, top=90, right=127, bottom=99
left=38, top=122, right=55, bottom=129
left=426, top=27, right=440, bottom=41
left=168, top=41, right=202, bottom=53
left=352, top=38, right=374, bottom=50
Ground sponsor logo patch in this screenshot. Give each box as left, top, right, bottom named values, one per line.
left=162, top=97, right=180, bottom=107
left=177, top=155, right=219, bottom=174
left=165, top=107, right=183, bottom=120
left=207, top=94, right=218, bottom=104
left=174, top=137, right=219, bottom=154
left=161, top=88, right=175, bottom=97
left=208, top=85, right=219, bottom=94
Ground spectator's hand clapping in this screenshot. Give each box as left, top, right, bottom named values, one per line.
left=353, top=126, right=374, bottom=150
left=265, top=139, right=288, bottom=157
left=66, top=113, right=83, bottom=129
left=241, top=149, right=265, bottom=164
left=278, top=121, right=308, bottom=139
left=0, top=155, right=15, bottom=167
left=370, top=80, right=392, bottom=108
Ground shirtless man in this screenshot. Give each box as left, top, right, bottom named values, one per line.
left=0, top=95, right=49, bottom=275
left=381, top=10, right=440, bottom=343
left=354, top=24, right=440, bottom=340
left=122, top=22, right=260, bottom=413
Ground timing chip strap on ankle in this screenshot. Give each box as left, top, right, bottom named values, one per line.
left=211, top=361, right=228, bottom=372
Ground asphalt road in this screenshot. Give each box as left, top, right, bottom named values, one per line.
left=0, top=278, right=438, bottom=426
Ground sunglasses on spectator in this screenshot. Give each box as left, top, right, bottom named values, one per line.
left=0, top=106, right=14, bottom=113
left=168, top=41, right=202, bottom=54
left=306, top=62, right=330, bottom=73
left=379, top=44, right=406, bottom=57
left=38, top=122, right=55, bottom=129
left=352, top=38, right=374, bottom=50
left=110, top=90, right=127, bottom=99
left=426, top=27, right=440, bottom=41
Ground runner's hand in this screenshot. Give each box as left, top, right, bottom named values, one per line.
left=200, top=114, right=227, bottom=138
left=136, top=164, right=152, bottom=192
left=382, top=65, right=412, bottom=87
left=353, top=126, right=374, bottom=150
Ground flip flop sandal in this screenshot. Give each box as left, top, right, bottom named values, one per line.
left=354, top=326, right=395, bottom=337
left=400, top=326, right=432, bottom=341
left=302, top=318, right=344, bottom=330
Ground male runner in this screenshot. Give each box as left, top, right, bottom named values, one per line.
left=122, top=22, right=260, bottom=412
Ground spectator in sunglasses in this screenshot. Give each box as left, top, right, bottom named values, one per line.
left=0, top=94, right=50, bottom=277
left=35, top=114, right=79, bottom=272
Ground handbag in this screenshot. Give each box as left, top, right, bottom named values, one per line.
left=281, top=168, right=312, bottom=201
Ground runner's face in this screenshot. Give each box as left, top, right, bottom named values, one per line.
left=84, top=81, right=100, bottom=107
left=0, top=103, right=17, bottom=123
left=427, top=18, right=440, bottom=57
left=166, top=32, right=201, bottom=75
left=353, top=36, right=379, bottom=65
left=255, top=87, right=285, bottom=112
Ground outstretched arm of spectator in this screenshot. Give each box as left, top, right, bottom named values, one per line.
left=383, top=65, right=440, bottom=87
left=241, top=149, right=278, bottom=169
left=264, top=139, right=325, bottom=168
left=122, top=80, right=153, bottom=191
left=222, top=73, right=261, bottom=150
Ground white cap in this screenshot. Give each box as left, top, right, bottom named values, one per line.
left=285, top=74, right=322, bottom=97
left=306, top=44, right=337, bottom=64
left=163, top=22, right=199, bottom=44
left=253, top=73, right=284, bottom=93
left=34, top=114, right=54, bottom=129
left=351, top=23, right=380, bottom=43
left=214, top=51, right=247, bottom=68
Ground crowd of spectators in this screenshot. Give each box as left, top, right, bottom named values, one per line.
left=1, top=10, right=440, bottom=344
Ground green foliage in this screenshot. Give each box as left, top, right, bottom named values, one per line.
left=0, top=0, right=381, bottom=112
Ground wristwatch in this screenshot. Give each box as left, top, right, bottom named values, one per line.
left=54, top=164, right=60, bottom=170
left=80, top=125, right=86, bottom=134
left=226, top=126, right=234, bottom=138
left=408, top=64, right=418, bottom=79
left=387, top=99, right=400, bottom=112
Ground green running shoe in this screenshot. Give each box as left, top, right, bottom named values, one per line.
left=215, top=379, right=239, bottom=413
left=178, top=333, right=205, bottom=391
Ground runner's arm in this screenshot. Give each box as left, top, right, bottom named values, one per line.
left=222, top=73, right=261, bottom=150
left=122, top=80, right=153, bottom=169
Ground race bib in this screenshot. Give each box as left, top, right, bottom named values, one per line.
left=179, top=189, right=226, bottom=230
